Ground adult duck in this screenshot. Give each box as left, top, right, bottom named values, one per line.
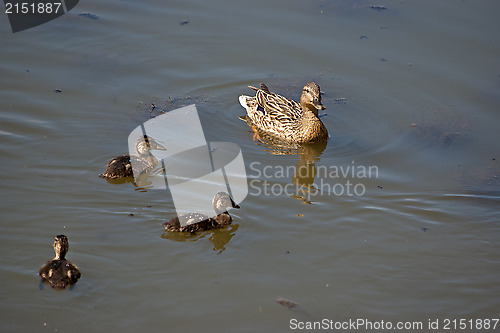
left=239, top=82, right=329, bottom=143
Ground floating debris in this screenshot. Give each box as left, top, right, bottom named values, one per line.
left=360, top=35, right=368, bottom=40
left=371, top=5, right=386, bottom=11
left=54, top=89, right=62, bottom=93
left=79, top=12, right=99, bottom=20
left=277, top=297, right=298, bottom=309
left=380, top=58, right=387, bottom=62
left=421, top=227, right=428, bottom=232
left=180, top=20, right=189, bottom=26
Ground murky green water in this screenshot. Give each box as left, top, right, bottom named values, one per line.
left=1, top=0, right=499, bottom=332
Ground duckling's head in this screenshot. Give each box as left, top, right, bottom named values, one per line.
left=300, top=82, right=325, bottom=114
left=212, top=192, right=240, bottom=215
left=53, top=234, right=69, bottom=260
left=136, top=135, right=167, bottom=156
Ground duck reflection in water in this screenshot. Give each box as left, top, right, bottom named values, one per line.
left=290, top=141, right=328, bottom=204
left=241, top=113, right=328, bottom=203
left=162, top=224, right=239, bottom=254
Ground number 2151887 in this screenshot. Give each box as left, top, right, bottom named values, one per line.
left=5, top=2, right=63, bottom=14
left=443, top=318, right=499, bottom=330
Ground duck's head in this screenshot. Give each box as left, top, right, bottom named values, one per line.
left=212, top=192, right=240, bottom=215
left=53, top=234, right=69, bottom=260
left=300, top=82, right=325, bottom=114
left=136, top=135, right=167, bottom=155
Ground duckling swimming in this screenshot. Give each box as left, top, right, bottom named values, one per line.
left=163, top=192, right=240, bottom=233
left=100, top=135, right=166, bottom=179
left=239, top=82, right=329, bottom=143
left=39, top=235, right=81, bottom=289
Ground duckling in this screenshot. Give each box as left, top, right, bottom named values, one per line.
left=100, top=135, right=166, bottom=179
left=239, top=82, right=329, bottom=143
left=39, top=235, right=81, bottom=289
left=163, top=192, right=240, bottom=233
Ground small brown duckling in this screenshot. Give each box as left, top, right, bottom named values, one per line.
left=39, top=235, right=81, bottom=289
left=100, top=135, right=166, bottom=179
left=163, top=192, right=240, bottom=233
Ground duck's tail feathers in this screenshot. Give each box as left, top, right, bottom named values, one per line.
left=248, top=83, right=270, bottom=93
left=259, top=83, right=270, bottom=93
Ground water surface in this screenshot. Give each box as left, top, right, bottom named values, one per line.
left=1, top=0, right=499, bottom=332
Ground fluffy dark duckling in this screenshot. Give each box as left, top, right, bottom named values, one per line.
left=100, top=135, right=166, bottom=179
left=163, top=192, right=240, bottom=233
left=39, top=235, right=81, bottom=289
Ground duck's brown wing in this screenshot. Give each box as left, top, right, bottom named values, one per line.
left=252, top=85, right=303, bottom=124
